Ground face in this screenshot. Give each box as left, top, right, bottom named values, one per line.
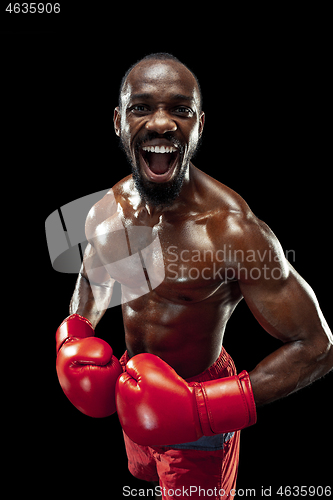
left=114, top=60, right=205, bottom=207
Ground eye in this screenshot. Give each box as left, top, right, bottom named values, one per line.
left=173, top=106, right=194, bottom=117
left=130, top=105, right=150, bottom=114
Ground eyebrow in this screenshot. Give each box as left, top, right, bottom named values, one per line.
left=130, top=93, right=195, bottom=104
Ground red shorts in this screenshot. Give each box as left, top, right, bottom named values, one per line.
left=119, top=348, right=240, bottom=500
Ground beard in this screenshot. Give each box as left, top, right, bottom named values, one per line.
left=119, top=132, right=201, bottom=207
left=132, top=163, right=186, bottom=207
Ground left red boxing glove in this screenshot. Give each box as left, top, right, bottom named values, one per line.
left=116, top=353, right=257, bottom=446
left=56, top=314, right=122, bottom=418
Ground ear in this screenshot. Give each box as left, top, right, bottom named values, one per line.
left=114, top=107, right=121, bottom=137
left=199, top=111, right=205, bottom=138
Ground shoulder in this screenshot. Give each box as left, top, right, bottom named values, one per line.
left=85, top=175, right=133, bottom=241
left=193, top=165, right=252, bottom=216
left=219, top=201, right=284, bottom=270
left=196, top=168, right=271, bottom=240
left=220, top=203, right=289, bottom=283
left=195, top=167, right=288, bottom=274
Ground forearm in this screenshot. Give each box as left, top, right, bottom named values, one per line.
left=249, top=337, right=333, bottom=407
left=69, top=272, right=113, bottom=329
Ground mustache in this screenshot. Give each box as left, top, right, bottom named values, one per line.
left=134, top=133, right=184, bottom=153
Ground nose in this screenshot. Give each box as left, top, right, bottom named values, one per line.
left=145, top=109, right=177, bottom=135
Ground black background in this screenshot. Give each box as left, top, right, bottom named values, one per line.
left=3, top=7, right=331, bottom=498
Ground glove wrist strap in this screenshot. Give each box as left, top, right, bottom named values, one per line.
left=193, top=370, right=257, bottom=435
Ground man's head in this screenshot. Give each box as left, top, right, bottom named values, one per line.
left=114, top=53, right=205, bottom=207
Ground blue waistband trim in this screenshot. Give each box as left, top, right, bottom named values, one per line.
left=162, top=432, right=235, bottom=451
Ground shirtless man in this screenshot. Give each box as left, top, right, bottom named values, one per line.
left=55, top=53, right=333, bottom=499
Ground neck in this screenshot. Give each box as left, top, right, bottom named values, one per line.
left=140, top=163, right=194, bottom=217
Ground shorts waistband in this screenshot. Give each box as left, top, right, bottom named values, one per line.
left=120, top=346, right=235, bottom=383
left=185, top=346, right=234, bottom=383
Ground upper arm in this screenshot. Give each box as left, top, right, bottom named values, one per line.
left=233, top=216, right=332, bottom=347
left=75, top=240, right=115, bottom=318
left=80, top=242, right=113, bottom=287
left=80, top=189, right=118, bottom=287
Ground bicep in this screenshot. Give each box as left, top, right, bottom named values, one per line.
left=72, top=243, right=114, bottom=312
left=239, top=261, right=330, bottom=344
left=81, top=242, right=113, bottom=286
left=234, top=217, right=330, bottom=344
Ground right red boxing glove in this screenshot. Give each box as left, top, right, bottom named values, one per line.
left=116, top=354, right=256, bottom=446
left=56, top=314, right=122, bottom=418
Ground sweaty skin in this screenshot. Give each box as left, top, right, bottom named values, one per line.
left=70, top=59, right=333, bottom=407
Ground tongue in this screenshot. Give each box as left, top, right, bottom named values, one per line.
left=148, top=153, right=171, bottom=174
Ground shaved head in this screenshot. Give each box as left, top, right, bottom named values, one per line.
left=119, top=53, right=202, bottom=112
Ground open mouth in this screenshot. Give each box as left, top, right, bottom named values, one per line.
left=139, top=145, right=179, bottom=183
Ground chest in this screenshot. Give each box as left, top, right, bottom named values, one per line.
left=96, top=215, right=231, bottom=302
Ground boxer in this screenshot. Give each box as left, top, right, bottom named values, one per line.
left=55, top=53, right=333, bottom=499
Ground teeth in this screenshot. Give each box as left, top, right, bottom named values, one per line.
left=142, top=145, right=177, bottom=153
